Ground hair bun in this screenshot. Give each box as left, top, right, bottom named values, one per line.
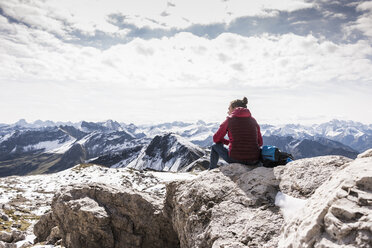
left=242, top=97, right=248, bottom=105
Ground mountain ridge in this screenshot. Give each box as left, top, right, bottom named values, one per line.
left=3, top=118, right=372, bottom=149
left=0, top=118, right=371, bottom=177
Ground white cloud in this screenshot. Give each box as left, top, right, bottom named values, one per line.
left=356, top=1, right=372, bottom=11
left=1, top=13, right=372, bottom=90
left=1, top=3, right=372, bottom=124
left=344, top=1, right=372, bottom=39
left=0, top=0, right=314, bottom=36
left=323, top=10, right=347, bottom=19
left=226, top=0, right=313, bottom=18
left=0, top=0, right=70, bottom=37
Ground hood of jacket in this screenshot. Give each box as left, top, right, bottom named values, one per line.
left=228, top=107, right=252, bottom=118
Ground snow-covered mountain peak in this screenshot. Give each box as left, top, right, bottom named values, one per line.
left=128, top=132, right=205, bottom=172
left=15, top=118, right=28, bottom=127
left=150, top=133, right=205, bottom=157
left=196, top=120, right=206, bottom=125
left=261, top=124, right=314, bottom=139
left=102, top=120, right=123, bottom=131
left=78, top=120, right=129, bottom=134
left=12, top=119, right=77, bottom=129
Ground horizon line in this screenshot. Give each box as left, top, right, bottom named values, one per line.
left=1, top=118, right=371, bottom=127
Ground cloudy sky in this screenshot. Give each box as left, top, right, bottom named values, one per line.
left=1, top=0, right=372, bottom=125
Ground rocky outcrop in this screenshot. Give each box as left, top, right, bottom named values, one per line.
left=0, top=231, right=24, bottom=243
left=34, top=151, right=372, bottom=248
left=0, top=241, right=16, bottom=248
left=0, top=230, right=25, bottom=248
left=35, top=163, right=284, bottom=248
left=165, top=164, right=283, bottom=248
left=36, top=183, right=179, bottom=248
left=274, top=155, right=352, bottom=198
left=278, top=152, right=372, bottom=248
left=33, top=212, right=57, bottom=244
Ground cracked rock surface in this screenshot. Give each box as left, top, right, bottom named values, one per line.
left=278, top=153, right=372, bottom=248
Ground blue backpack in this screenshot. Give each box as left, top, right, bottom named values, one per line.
left=260, top=145, right=294, bottom=168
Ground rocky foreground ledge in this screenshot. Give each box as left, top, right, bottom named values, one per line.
left=29, top=150, right=372, bottom=248
left=0, top=150, right=371, bottom=248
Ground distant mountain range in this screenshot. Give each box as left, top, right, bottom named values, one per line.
left=0, top=119, right=371, bottom=177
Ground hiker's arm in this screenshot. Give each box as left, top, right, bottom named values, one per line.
left=213, top=119, right=229, bottom=145
left=257, top=123, right=263, bottom=147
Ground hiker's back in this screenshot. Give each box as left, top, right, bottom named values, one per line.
left=228, top=117, right=260, bottom=161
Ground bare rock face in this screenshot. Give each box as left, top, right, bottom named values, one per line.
left=274, top=155, right=352, bottom=199
left=40, top=183, right=179, bottom=248
left=278, top=156, right=372, bottom=248
left=0, top=241, right=16, bottom=248
left=165, top=164, right=283, bottom=248
left=0, top=230, right=25, bottom=244
left=33, top=212, right=56, bottom=243
left=46, top=226, right=61, bottom=245
left=0, top=232, right=13, bottom=243
left=55, top=195, right=113, bottom=248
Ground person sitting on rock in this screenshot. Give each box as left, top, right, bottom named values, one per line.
left=209, top=96, right=263, bottom=169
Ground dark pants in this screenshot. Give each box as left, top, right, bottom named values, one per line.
left=209, top=143, right=259, bottom=169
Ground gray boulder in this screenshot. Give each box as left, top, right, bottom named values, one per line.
left=46, top=226, right=61, bottom=245
left=0, top=241, right=16, bottom=248
left=0, top=230, right=25, bottom=243
left=0, top=215, right=8, bottom=221
left=165, top=164, right=283, bottom=248
left=274, top=155, right=352, bottom=198
left=0, top=232, right=12, bottom=243
left=46, top=183, right=179, bottom=248
left=278, top=153, right=372, bottom=247
left=33, top=212, right=55, bottom=243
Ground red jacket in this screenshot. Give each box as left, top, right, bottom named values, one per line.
left=213, top=107, right=263, bottom=161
